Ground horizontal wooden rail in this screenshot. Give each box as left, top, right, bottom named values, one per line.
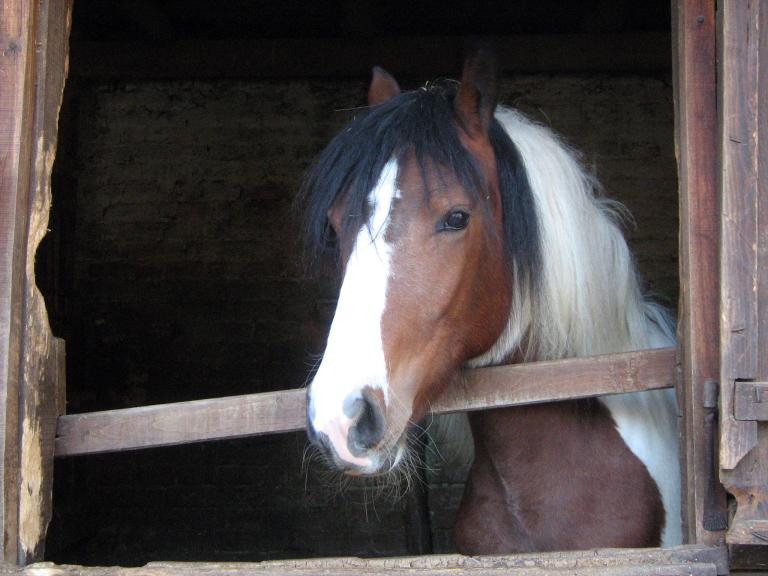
left=0, top=544, right=729, bottom=575
left=55, top=347, right=676, bottom=457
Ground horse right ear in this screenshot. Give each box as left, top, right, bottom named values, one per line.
left=455, top=46, right=499, bottom=139
left=368, top=66, right=401, bottom=107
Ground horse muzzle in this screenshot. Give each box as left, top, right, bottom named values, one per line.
left=307, top=388, right=404, bottom=475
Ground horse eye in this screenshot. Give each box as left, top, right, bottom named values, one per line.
left=441, top=210, right=471, bottom=231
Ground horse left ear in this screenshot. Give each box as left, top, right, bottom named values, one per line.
left=455, top=47, right=499, bottom=139
left=368, top=66, right=401, bottom=107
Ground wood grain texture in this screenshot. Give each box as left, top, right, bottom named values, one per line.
left=0, top=564, right=720, bottom=576
left=734, top=381, right=768, bottom=421
left=719, top=0, right=760, bottom=473
left=16, top=0, right=71, bottom=564
left=0, top=544, right=729, bottom=575
left=671, top=0, right=727, bottom=544
left=0, top=0, right=71, bottom=564
left=432, top=348, right=677, bottom=413
left=56, top=387, right=307, bottom=456
left=0, top=0, right=36, bottom=563
left=55, top=347, right=676, bottom=457
left=718, top=0, right=768, bottom=549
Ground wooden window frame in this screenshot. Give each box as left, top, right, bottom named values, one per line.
left=3, top=0, right=761, bottom=572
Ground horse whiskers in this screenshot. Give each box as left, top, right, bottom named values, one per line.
left=304, top=350, right=325, bottom=363
left=301, top=443, right=328, bottom=490
left=300, top=354, right=324, bottom=388
left=404, top=434, right=436, bottom=476
left=311, top=439, right=423, bottom=503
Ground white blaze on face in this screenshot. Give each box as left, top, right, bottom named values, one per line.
left=308, top=160, right=399, bottom=467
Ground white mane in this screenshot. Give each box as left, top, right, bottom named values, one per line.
left=472, top=107, right=675, bottom=366
left=456, top=107, right=682, bottom=547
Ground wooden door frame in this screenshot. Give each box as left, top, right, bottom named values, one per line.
left=0, top=0, right=70, bottom=565
left=0, top=0, right=751, bottom=569
left=672, top=0, right=727, bottom=547
left=717, top=0, right=768, bottom=550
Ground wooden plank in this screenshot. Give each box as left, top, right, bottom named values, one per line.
left=145, top=545, right=730, bottom=574
left=0, top=544, right=730, bottom=575
left=718, top=0, right=768, bottom=549
left=0, top=0, right=38, bottom=564
left=734, top=381, right=768, bottom=421
left=0, top=564, right=720, bottom=576
left=55, top=388, right=306, bottom=457
left=729, top=543, right=768, bottom=570
left=15, top=0, right=71, bottom=565
left=67, top=32, right=671, bottom=80
left=671, top=0, right=727, bottom=544
left=1, top=0, right=71, bottom=564
left=54, top=347, right=675, bottom=457
left=432, top=347, right=677, bottom=414
left=719, top=0, right=761, bottom=474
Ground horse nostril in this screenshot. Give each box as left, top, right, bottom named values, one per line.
left=348, top=392, right=385, bottom=454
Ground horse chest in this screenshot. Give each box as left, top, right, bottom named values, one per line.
left=454, top=401, right=665, bottom=554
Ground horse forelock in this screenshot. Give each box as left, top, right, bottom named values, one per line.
left=299, top=87, right=541, bottom=295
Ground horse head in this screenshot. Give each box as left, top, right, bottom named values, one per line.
left=303, top=51, right=539, bottom=475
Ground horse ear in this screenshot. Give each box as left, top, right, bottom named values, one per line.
left=455, top=47, right=499, bottom=138
left=368, top=66, right=401, bottom=107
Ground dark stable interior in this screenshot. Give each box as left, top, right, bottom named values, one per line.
left=38, top=0, right=677, bottom=566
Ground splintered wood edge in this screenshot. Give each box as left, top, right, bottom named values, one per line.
left=55, top=347, right=675, bottom=457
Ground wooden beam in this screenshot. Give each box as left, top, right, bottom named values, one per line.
left=16, top=0, right=71, bottom=565
left=432, top=347, right=676, bottom=414
left=55, top=347, right=675, bottom=457
left=1, top=0, right=71, bottom=564
left=67, top=32, right=672, bottom=80
left=718, top=0, right=761, bottom=475
left=671, top=0, right=726, bottom=545
left=0, top=564, right=721, bottom=576
left=0, top=544, right=731, bottom=575
left=0, top=0, right=38, bottom=564
left=718, top=0, right=768, bottom=549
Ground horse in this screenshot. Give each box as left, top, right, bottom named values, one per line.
left=301, top=50, right=681, bottom=553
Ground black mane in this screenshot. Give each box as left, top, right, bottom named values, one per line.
left=300, top=83, right=540, bottom=287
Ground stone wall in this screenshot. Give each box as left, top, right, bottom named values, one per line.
left=42, top=73, right=677, bottom=565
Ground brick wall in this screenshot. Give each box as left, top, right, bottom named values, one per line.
left=43, top=73, right=677, bottom=565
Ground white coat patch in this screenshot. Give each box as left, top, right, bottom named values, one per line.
left=308, top=160, right=399, bottom=462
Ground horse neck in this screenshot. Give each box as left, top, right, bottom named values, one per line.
left=470, top=108, right=674, bottom=369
